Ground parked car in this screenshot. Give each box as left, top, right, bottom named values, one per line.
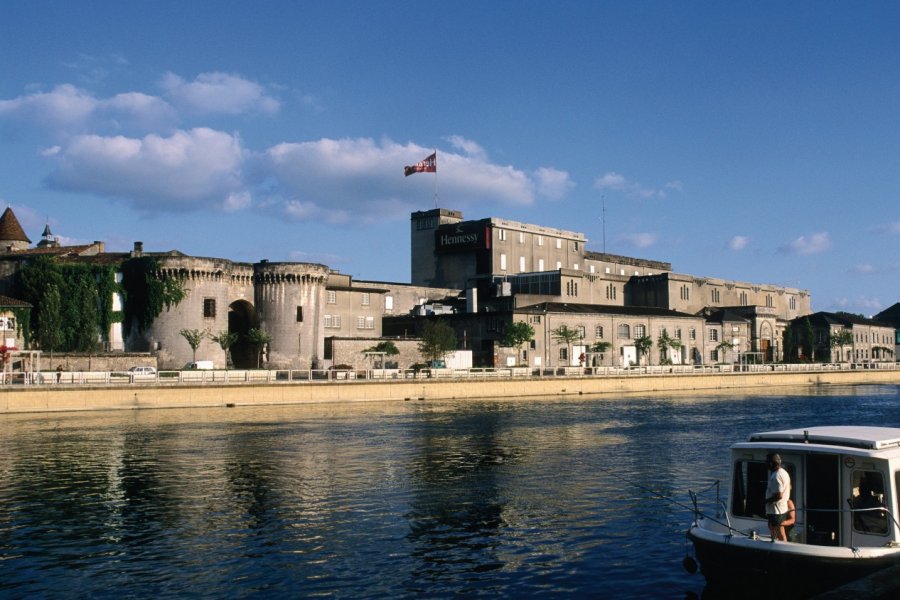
left=128, top=366, right=156, bottom=375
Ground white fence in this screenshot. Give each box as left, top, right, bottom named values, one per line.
left=3, top=361, right=899, bottom=387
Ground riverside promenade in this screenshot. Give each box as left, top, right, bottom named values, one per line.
left=2, top=363, right=900, bottom=414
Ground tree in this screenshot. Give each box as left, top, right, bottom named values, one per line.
left=211, top=330, right=239, bottom=367
left=634, top=335, right=653, bottom=366
left=657, top=331, right=683, bottom=365
left=783, top=325, right=796, bottom=363
left=551, top=325, right=582, bottom=366
left=801, top=317, right=815, bottom=361
left=121, top=257, right=186, bottom=337
left=245, top=328, right=271, bottom=368
left=829, top=329, right=854, bottom=362
left=418, top=320, right=457, bottom=365
left=362, top=340, right=400, bottom=368
left=37, top=283, right=62, bottom=354
left=589, top=341, right=612, bottom=366
left=715, top=340, right=735, bottom=364
left=179, top=328, right=207, bottom=364
left=502, top=321, right=534, bottom=365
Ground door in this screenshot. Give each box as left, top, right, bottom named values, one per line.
left=805, top=454, right=841, bottom=546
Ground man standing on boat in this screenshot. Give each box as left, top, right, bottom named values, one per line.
left=765, top=452, right=791, bottom=541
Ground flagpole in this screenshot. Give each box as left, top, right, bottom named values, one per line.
left=433, top=149, right=438, bottom=208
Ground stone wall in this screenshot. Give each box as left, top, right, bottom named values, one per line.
left=326, top=337, right=422, bottom=370
left=41, top=353, right=157, bottom=373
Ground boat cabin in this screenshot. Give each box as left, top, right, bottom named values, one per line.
left=729, top=426, right=900, bottom=546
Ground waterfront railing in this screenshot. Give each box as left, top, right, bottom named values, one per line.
left=4, top=361, right=899, bottom=387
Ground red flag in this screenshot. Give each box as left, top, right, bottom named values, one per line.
left=404, top=152, right=436, bottom=176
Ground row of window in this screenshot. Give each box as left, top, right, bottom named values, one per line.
left=324, top=315, right=375, bottom=329
left=496, top=229, right=579, bottom=251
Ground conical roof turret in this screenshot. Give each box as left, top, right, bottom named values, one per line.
left=0, top=207, right=31, bottom=252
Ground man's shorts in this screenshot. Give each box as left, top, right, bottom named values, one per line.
left=767, top=513, right=787, bottom=527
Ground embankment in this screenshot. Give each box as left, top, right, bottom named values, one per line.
left=2, top=369, right=899, bottom=414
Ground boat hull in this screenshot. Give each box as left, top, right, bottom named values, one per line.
left=687, top=525, right=900, bottom=596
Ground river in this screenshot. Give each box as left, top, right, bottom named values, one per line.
left=1, top=384, right=899, bottom=598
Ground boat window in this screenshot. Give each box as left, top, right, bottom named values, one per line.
left=850, top=470, right=888, bottom=535
left=731, top=459, right=795, bottom=519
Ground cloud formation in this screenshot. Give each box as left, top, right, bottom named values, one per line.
left=45, top=128, right=246, bottom=211
left=4, top=77, right=571, bottom=225
left=616, top=232, right=657, bottom=248
left=594, top=171, right=680, bottom=199
left=779, top=232, right=831, bottom=255
left=161, top=72, right=280, bottom=116
left=728, top=235, right=750, bottom=251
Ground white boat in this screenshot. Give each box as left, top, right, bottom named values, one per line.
left=687, top=426, right=900, bottom=595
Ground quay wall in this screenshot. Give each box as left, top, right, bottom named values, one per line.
left=2, top=369, right=900, bottom=414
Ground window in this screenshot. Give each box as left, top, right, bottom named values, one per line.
left=850, top=471, right=888, bottom=534
left=680, top=285, right=690, bottom=301
left=617, top=324, right=631, bottom=339
left=675, top=328, right=682, bottom=339
left=498, top=228, right=507, bottom=241
left=740, top=291, right=748, bottom=306
left=385, top=295, right=393, bottom=310
left=327, top=290, right=336, bottom=304
left=325, top=315, right=341, bottom=328
left=538, top=258, right=545, bottom=271
left=203, top=298, right=216, bottom=318
left=518, top=231, right=524, bottom=244
left=595, top=325, right=604, bottom=338
left=556, top=261, right=562, bottom=270
left=533, top=315, right=541, bottom=324
left=537, top=235, right=543, bottom=246
left=589, top=265, right=595, bottom=273
left=731, top=459, right=784, bottom=518
left=712, top=288, right=720, bottom=303
left=634, top=324, right=646, bottom=338
left=519, top=256, right=526, bottom=272
left=355, top=316, right=375, bottom=330
left=573, top=263, right=579, bottom=270
left=559, top=347, right=568, bottom=361
left=361, top=293, right=370, bottom=306
left=690, top=328, right=696, bottom=340
left=556, top=238, right=562, bottom=249
left=500, top=253, right=507, bottom=271
left=576, top=325, right=585, bottom=339
left=766, top=294, right=774, bottom=308
left=789, top=296, right=797, bottom=310
left=710, top=329, right=719, bottom=342
left=296, top=306, right=303, bottom=322
left=606, top=284, right=617, bottom=300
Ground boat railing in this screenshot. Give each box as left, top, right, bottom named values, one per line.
left=791, top=504, right=900, bottom=546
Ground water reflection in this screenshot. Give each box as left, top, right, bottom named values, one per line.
left=0, top=385, right=898, bottom=598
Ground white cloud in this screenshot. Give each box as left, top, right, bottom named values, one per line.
left=0, top=84, right=98, bottom=129
left=446, top=135, right=487, bottom=161
left=593, top=171, right=679, bottom=199
left=100, top=92, right=177, bottom=128
left=46, top=128, right=247, bottom=211
left=779, top=232, right=831, bottom=255
left=873, top=220, right=900, bottom=235
left=617, top=232, right=657, bottom=248
left=0, top=84, right=177, bottom=133
left=264, top=138, right=538, bottom=223
left=852, top=263, right=876, bottom=274
left=534, top=167, right=574, bottom=200
left=728, top=235, right=750, bottom=251
left=162, top=72, right=280, bottom=116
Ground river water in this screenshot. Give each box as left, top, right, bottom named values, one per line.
left=1, top=384, right=899, bottom=599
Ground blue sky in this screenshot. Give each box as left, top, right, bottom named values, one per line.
left=2, top=1, right=898, bottom=316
